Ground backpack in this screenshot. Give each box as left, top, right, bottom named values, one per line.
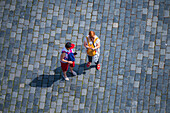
left=86, top=36, right=98, bottom=56
left=68, top=53, right=75, bottom=61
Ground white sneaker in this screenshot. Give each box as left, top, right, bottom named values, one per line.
left=70, top=70, right=77, bottom=76
left=62, top=74, right=69, bottom=81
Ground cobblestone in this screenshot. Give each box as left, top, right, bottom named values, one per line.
left=0, top=0, right=170, bottom=112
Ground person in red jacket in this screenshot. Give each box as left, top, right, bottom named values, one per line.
left=60, top=42, right=77, bottom=81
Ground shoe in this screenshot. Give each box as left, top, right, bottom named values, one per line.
left=86, top=62, right=91, bottom=68
left=96, top=63, right=100, bottom=70
left=71, top=70, right=77, bottom=76
left=62, top=74, right=69, bottom=81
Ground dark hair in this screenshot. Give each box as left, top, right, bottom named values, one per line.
left=65, top=42, right=72, bottom=48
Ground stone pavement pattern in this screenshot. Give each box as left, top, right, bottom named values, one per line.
left=0, top=0, right=170, bottom=112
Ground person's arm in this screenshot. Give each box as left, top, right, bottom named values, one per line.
left=84, top=41, right=92, bottom=49
left=93, top=41, right=100, bottom=50
left=60, top=53, right=73, bottom=64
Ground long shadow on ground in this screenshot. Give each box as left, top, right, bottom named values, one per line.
left=29, top=63, right=96, bottom=87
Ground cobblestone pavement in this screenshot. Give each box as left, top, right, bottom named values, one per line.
left=0, top=0, right=170, bottom=112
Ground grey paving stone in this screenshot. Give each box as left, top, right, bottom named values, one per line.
left=0, top=0, right=169, bottom=113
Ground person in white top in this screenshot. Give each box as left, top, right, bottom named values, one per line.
left=83, top=31, right=100, bottom=70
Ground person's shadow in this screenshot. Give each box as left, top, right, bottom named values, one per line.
left=29, top=63, right=96, bottom=87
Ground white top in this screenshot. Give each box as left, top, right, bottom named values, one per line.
left=60, top=47, right=74, bottom=63
left=84, top=35, right=100, bottom=55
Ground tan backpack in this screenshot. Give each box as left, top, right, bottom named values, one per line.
left=86, top=36, right=98, bottom=56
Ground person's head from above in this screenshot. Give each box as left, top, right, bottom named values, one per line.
left=89, top=31, right=95, bottom=41
left=65, top=42, right=75, bottom=50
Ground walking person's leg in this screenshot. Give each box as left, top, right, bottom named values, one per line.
left=70, top=62, right=77, bottom=76
left=61, top=62, right=69, bottom=81
left=87, top=55, right=92, bottom=67
left=63, top=71, right=67, bottom=78
left=94, top=54, right=100, bottom=70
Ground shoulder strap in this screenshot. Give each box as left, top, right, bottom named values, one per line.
left=94, top=37, right=98, bottom=43
left=86, top=37, right=89, bottom=44
left=92, top=37, right=98, bottom=47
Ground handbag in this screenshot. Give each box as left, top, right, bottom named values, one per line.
left=86, top=37, right=98, bottom=56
